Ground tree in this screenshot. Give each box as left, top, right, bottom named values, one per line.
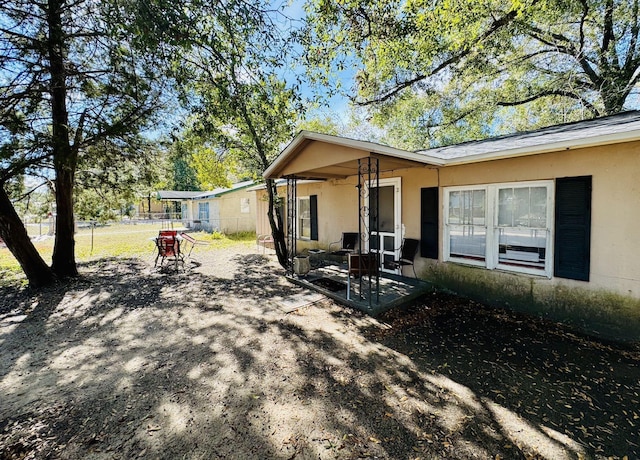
left=166, top=138, right=202, bottom=191
left=1, top=0, right=164, bottom=284
left=74, top=141, right=162, bottom=222
left=0, top=183, right=55, bottom=287
left=141, top=0, right=301, bottom=268
left=184, top=74, right=298, bottom=269
left=303, top=0, right=640, bottom=148
left=298, top=117, right=341, bottom=136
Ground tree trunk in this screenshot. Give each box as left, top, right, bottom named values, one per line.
left=47, top=0, right=78, bottom=278
left=0, top=186, right=56, bottom=287
left=265, top=178, right=289, bottom=269
left=602, top=86, right=626, bottom=115
left=52, top=165, right=78, bottom=277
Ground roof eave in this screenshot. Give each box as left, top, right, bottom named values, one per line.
left=214, top=181, right=255, bottom=197
left=441, top=129, right=640, bottom=166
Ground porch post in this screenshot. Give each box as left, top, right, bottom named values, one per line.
left=357, top=157, right=380, bottom=308
left=286, top=176, right=297, bottom=275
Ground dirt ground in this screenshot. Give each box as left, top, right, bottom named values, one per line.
left=1, top=244, right=639, bottom=460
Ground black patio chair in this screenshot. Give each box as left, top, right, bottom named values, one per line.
left=329, top=232, right=359, bottom=256
left=384, top=238, right=420, bottom=277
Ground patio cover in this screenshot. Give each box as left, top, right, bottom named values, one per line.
left=263, top=131, right=444, bottom=180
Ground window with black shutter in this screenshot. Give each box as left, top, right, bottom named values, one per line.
left=554, top=176, right=592, bottom=281
left=421, top=187, right=439, bottom=259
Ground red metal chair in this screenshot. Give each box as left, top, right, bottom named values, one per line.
left=155, top=235, right=183, bottom=270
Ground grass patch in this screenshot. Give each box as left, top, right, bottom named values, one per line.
left=0, top=223, right=257, bottom=285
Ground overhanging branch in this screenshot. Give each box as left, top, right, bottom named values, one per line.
left=356, top=5, right=525, bottom=106
left=497, top=89, right=600, bottom=116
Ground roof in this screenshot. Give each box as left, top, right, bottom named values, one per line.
left=193, top=180, right=255, bottom=199
left=247, top=179, right=324, bottom=191
left=264, top=111, right=640, bottom=179
left=157, top=180, right=256, bottom=201
left=156, top=190, right=203, bottom=200
left=421, top=110, right=640, bottom=164
left=263, top=131, right=444, bottom=180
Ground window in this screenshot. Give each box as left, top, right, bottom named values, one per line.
left=240, top=197, right=250, bottom=214
left=497, top=185, right=548, bottom=270
left=448, top=188, right=486, bottom=262
left=444, top=181, right=553, bottom=277
left=298, top=197, right=311, bottom=239
left=198, top=202, right=209, bottom=222
left=297, top=195, right=318, bottom=240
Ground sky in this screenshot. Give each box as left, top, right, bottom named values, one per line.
left=279, top=0, right=357, bottom=125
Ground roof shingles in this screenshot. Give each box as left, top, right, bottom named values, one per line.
left=419, top=111, right=640, bottom=161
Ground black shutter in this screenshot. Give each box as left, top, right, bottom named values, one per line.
left=420, top=187, right=439, bottom=259
left=310, top=195, right=318, bottom=241
left=554, top=176, right=591, bottom=281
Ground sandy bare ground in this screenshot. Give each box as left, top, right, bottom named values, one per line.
left=1, top=244, right=639, bottom=459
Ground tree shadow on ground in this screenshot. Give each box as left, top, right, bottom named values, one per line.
left=357, top=294, right=640, bottom=458
left=0, top=253, right=638, bottom=459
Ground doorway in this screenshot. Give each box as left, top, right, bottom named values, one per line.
left=369, top=177, right=401, bottom=273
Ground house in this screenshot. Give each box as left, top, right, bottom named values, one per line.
left=262, top=111, right=640, bottom=341
left=155, top=190, right=203, bottom=221
left=135, top=193, right=166, bottom=218
left=157, top=180, right=257, bottom=234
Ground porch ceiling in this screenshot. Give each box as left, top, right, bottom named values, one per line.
left=283, top=155, right=430, bottom=180
left=264, top=132, right=444, bottom=180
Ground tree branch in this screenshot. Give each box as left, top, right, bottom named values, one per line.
left=497, top=89, right=600, bottom=117
left=625, top=0, right=639, bottom=70
left=600, top=0, right=614, bottom=66
left=357, top=5, right=526, bottom=106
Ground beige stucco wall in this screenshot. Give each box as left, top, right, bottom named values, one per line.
left=255, top=189, right=271, bottom=237
left=254, top=180, right=361, bottom=249
left=136, top=198, right=164, bottom=215
left=413, top=141, right=640, bottom=340
left=188, top=189, right=256, bottom=234
left=434, top=141, right=640, bottom=296
left=263, top=142, right=640, bottom=292
left=376, top=167, right=439, bottom=240
left=217, top=189, right=256, bottom=233
left=296, top=179, right=359, bottom=250
left=278, top=142, right=372, bottom=178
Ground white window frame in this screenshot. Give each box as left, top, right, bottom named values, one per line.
left=240, top=197, right=251, bottom=214
left=181, top=202, right=189, bottom=222
left=297, top=196, right=311, bottom=240
left=444, top=180, right=554, bottom=278
left=198, top=202, right=210, bottom=222
left=444, top=185, right=488, bottom=268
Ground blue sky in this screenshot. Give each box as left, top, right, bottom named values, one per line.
left=279, top=0, right=357, bottom=124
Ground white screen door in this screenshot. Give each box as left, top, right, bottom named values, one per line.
left=369, top=177, right=401, bottom=273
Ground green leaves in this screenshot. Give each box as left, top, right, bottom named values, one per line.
left=303, top=0, right=640, bottom=148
